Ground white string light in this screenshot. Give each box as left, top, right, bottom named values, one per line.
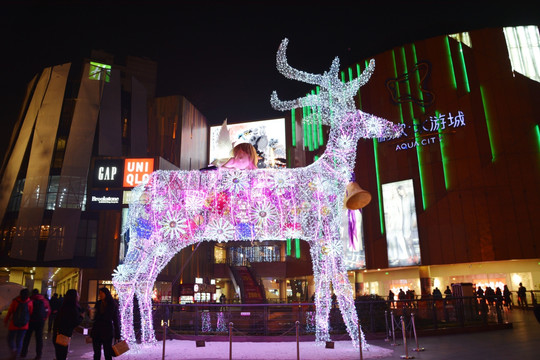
left=113, top=38, right=402, bottom=349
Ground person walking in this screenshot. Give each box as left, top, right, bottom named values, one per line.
left=47, top=293, right=61, bottom=334
left=517, top=283, right=528, bottom=309
left=4, top=288, right=33, bottom=360
left=90, top=287, right=121, bottom=360
left=503, top=284, right=512, bottom=309
left=52, top=289, right=83, bottom=360
left=21, top=289, right=50, bottom=359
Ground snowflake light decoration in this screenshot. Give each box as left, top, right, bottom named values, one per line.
left=113, top=38, right=402, bottom=349
left=159, top=211, right=187, bottom=240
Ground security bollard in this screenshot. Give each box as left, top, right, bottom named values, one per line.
left=161, top=320, right=167, bottom=360
left=295, top=321, right=300, bottom=360
left=399, top=316, right=414, bottom=359
left=358, top=322, right=363, bottom=360
left=229, top=322, right=234, bottom=360
left=410, top=313, right=424, bottom=352
left=384, top=310, right=390, bottom=342
left=390, top=311, right=400, bottom=346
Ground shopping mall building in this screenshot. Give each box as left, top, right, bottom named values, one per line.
left=0, top=26, right=538, bottom=304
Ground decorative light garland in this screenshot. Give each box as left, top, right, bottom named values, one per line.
left=113, top=38, right=402, bottom=349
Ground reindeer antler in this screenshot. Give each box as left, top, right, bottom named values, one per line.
left=271, top=38, right=377, bottom=126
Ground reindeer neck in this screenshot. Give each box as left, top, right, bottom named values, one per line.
left=316, top=123, right=358, bottom=181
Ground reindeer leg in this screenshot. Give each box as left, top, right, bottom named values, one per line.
left=330, top=252, right=366, bottom=349
left=116, top=284, right=136, bottom=343
left=136, top=280, right=157, bottom=344
left=309, top=242, right=332, bottom=345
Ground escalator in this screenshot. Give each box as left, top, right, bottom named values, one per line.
left=229, top=265, right=266, bottom=303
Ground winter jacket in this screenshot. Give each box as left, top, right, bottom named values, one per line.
left=29, top=294, right=51, bottom=322
left=90, top=299, right=121, bottom=340
left=53, top=303, right=83, bottom=337
left=4, top=296, right=34, bottom=331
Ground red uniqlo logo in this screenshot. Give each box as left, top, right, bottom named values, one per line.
left=123, top=158, right=154, bottom=187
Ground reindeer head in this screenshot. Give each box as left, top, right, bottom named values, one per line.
left=270, top=38, right=375, bottom=127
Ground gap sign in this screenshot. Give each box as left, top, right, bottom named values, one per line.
left=123, top=158, right=154, bottom=188
left=93, top=159, right=124, bottom=188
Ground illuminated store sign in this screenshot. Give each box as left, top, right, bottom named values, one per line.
left=381, top=110, right=467, bottom=151
left=89, top=190, right=123, bottom=210
left=123, top=158, right=154, bottom=187
left=209, top=118, right=287, bottom=168
left=382, top=179, right=421, bottom=267
left=93, top=159, right=124, bottom=188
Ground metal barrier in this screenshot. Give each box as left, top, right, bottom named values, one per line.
left=150, top=296, right=510, bottom=340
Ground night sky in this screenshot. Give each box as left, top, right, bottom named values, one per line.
left=1, top=1, right=538, bottom=158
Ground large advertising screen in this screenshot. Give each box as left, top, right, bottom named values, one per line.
left=382, top=179, right=421, bottom=267
left=209, top=118, right=287, bottom=168
left=340, top=209, right=366, bottom=270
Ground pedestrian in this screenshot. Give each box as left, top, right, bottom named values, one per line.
left=21, top=289, right=50, bottom=359
left=444, top=286, right=452, bottom=298
left=4, top=288, right=33, bottom=360
left=503, top=285, right=512, bottom=309
left=517, top=282, right=527, bottom=308
left=53, top=289, right=83, bottom=360
left=388, top=289, right=395, bottom=308
left=48, top=293, right=61, bottom=334
left=432, top=287, right=442, bottom=299
left=90, top=287, right=121, bottom=360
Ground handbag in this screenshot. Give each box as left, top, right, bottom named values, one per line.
left=55, top=333, right=71, bottom=347
left=112, top=339, right=129, bottom=356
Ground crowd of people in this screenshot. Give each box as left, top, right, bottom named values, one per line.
left=385, top=283, right=532, bottom=311
left=3, top=287, right=121, bottom=360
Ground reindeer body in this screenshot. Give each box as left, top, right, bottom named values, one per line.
left=113, top=38, right=402, bottom=349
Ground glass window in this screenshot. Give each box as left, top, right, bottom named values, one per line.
left=503, top=26, right=540, bottom=82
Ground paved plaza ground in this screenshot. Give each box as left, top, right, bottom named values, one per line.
left=1, top=308, right=539, bottom=359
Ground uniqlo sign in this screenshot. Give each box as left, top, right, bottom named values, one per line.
left=123, top=158, right=154, bottom=188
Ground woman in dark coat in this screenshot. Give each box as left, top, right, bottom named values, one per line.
left=52, top=289, right=83, bottom=360
left=91, top=287, right=121, bottom=360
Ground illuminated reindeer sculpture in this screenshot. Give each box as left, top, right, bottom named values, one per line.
left=113, top=38, right=402, bottom=348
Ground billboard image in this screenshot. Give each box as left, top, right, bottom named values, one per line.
left=382, top=179, right=421, bottom=267
left=209, top=118, right=287, bottom=168
left=340, top=209, right=366, bottom=270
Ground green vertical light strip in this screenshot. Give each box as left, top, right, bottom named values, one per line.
left=341, top=71, right=345, bottom=83
left=303, top=106, right=313, bottom=151
left=458, top=42, right=471, bottom=93
left=436, top=111, right=450, bottom=189
left=302, top=107, right=310, bottom=151
left=399, top=47, right=414, bottom=120
left=316, top=86, right=323, bottom=146
left=295, top=238, right=300, bottom=258
left=286, top=239, right=291, bottom=256
left=480, top=86, right=496, bottom=162
left=391, top=50, right=405, bottom=124
left=356, top=63, right=363, bottom=109
left=396, top=47, right=427, bottom=209
left=291, top=109, right=296, bottom=147
left=445, top=36, right=457, bottom=90
left=348, top=67, right=353, bottom=81
left=310, top=90, right=318, bottom=150
left=536, top=125, right=540, bottom=150
left=410, top=44, right=425, bottom=115
left=373, top=138, right=384, bottom=234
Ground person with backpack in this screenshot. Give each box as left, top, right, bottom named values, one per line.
left=3, top=288, right=33, bottom=359
left=21, top=289, right=50, bottom=360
